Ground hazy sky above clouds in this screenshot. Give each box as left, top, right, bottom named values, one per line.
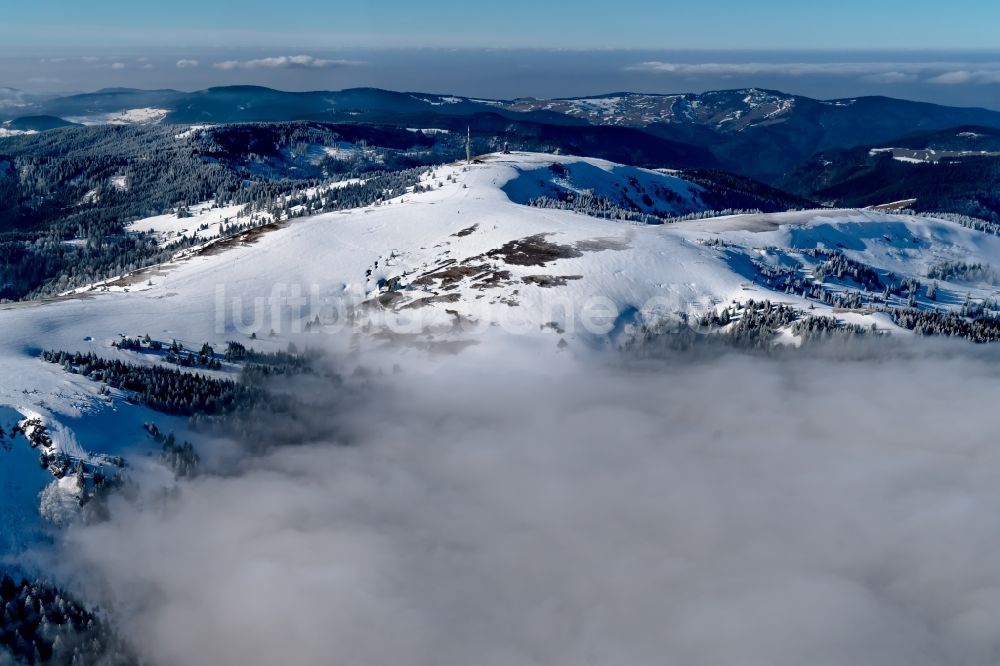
left=3, top=49, right=1000, bottom=109
left=2, top=0, right=998, bottom=50
left=3, top=4, right=1000, bottom=107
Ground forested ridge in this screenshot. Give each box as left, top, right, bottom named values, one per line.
left=0, top=122, right=457, bottom=300
left=783, top=149, right=1000, bottom=223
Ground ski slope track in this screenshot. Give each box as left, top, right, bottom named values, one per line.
left=4, top=151, right=1000, bottom=555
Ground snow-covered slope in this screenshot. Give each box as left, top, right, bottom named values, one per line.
left=65, top=108, right=169, bottom=126
left=127, top=201, right=248, bottom=245
left=500, top=153, right=708, bottom=218
left=4, top=151, right=1000, bottom=554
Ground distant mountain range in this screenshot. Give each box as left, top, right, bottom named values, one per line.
left=502, top=90, right=1000, bottom=169
left=5, top=86, right=1000, bottom=183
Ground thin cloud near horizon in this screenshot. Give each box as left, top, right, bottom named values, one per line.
left=627, top=61, right=1000, bottom=85
left=212, top=55, right=365, bottom=71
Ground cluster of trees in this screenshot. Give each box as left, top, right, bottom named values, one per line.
left=170, top=341, right=223, bottom=370
left=811, top=289, right=865, bottom=309
left=0, top=574, right=133, bottom=665
left=109, top=337, right=145, bottom=353
left=12, top=418, right=68, bottom=479
left=223, top=341, right=311, bottom=367
left=722, top=300, right=799, bottom=335
left=114, top=337, right=224, bottom=370
left=161, top=437, right=199, bottom=479
left=9, top=418, right=52, bottom=450
left=266, top=167, right=426, bottom=221
left=227, top=342, right=325, bottom=384
left=528, top=193, right=668, bottom=225
left=144, top=424, right=199, bottom=479
left=697, top=299, right=800, bottom=347
left=956, top=296, right=1000, bottom=319
left=631, top=299, right=875, bottom=354
left=887, top=307, right=1000, bottom=342
left=747, top=249, right=927, bottom=308
left=9, top=418, right=123, bottom=514
left=920, top=212, right=1000, bottom=237
left=528, top=193, right=767, bottom=225
left=926, top=260, right=996, bottom=284
left=791, top=315, right=877, bottom=340
left=41, top=351, right=263, bottom=417
left=748, top=260, right=807, bottom=294
left=807, top=249, right=886, bottom=292
left=697, top=299, right=879, bottom=347
left=43, top=342, right=326, bottom=424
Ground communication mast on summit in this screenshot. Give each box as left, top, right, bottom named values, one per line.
left=466, top=126, right=472, bottom=165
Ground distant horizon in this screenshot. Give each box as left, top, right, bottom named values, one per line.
left=4, top=48, right=1000, bottom=112
left=0, top=49, right=1000, bottom=111
left=13, top=82, right=1000, bottom=108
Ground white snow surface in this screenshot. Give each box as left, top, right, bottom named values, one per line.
left=174, top=125, right=212, bottom=140
left=65, top=108, right=169, bottom=126
left=0, top=128, right=37, bottom=138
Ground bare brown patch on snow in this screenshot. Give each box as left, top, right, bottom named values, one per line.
left=483, top=234, right=582, bottom=267
left=522, top=275, right=583, bottom=288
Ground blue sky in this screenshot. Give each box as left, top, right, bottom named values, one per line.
left=2, top=0, right=999, bottom=50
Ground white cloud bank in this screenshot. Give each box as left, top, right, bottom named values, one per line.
left=57, top=340, right=1000, bottom=666
left=0, top=87, right=27, bottom=109
left=627, top=61, right=1000, bottom=85
left=927, top=70, right=1000, bottom=85
left=175, top=59, right=200, bottom=69
left=212, top=55, right=363, bottom=71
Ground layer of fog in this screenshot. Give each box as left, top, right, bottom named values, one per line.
left=58, top=338, right=1000, bottom=665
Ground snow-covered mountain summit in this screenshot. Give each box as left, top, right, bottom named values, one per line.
left=3, top=151, right=1000, bottom=556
